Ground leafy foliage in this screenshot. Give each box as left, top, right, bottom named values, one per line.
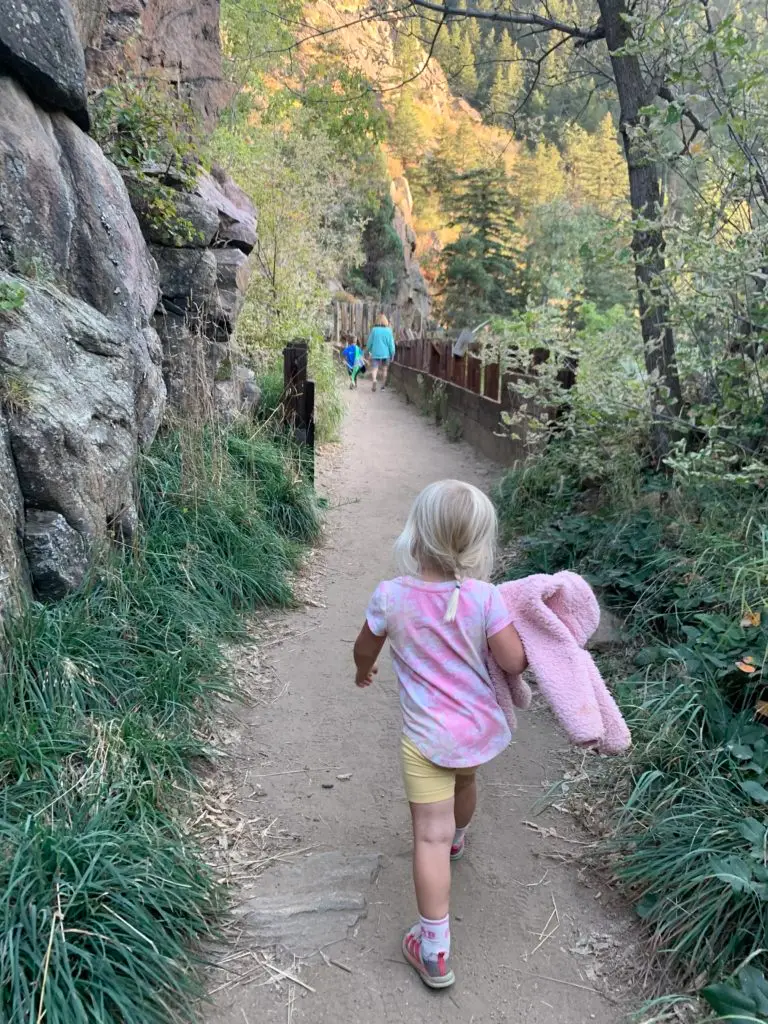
left=702, top=966, right=768, bottom=1024
left=345, top=195, right=405, bottom=301
left=266, top=63, right=387, bottom=158
left=91, top=78, right=204, bottom=243
left=0, top=281, right=26, bottom=312
left=495, top=455, right=768, bottom=990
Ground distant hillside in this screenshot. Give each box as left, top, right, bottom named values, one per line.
left=297, top=1, right=627, bottom=300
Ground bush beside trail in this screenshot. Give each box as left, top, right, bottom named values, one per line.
left=495, top=456, right=768, bottom=1020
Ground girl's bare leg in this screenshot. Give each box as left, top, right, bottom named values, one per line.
left=454, top=773, right=477, bottom=829
left=410, top=798, right=454, bottom=920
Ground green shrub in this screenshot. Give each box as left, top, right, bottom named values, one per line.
left=0, top=281, right=26, bottom=312
left=495, top=463, right=768, bottom=991
left=0, top=422, right=320, bottom=1023
left=91, top=78, right=204, bottom=243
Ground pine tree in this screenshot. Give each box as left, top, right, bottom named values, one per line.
left=454, top=27, right=479, bottom=100
left=565, top=114, right=627, bottom=212
left=487, top=32, right=524, bottom=128
left=438, top=165, right=524, bottom=327
left=393, top=27, right=423, bottom=78
left=388, top=87, right=427, bottom=168
left=512, top=142, right=567, bottom=212
left=433, top=22, right=460, bottom=81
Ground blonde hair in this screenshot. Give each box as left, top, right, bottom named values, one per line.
left=394, top=480, right=498, bottom=623
left=376, top=313, right=389, bottom=327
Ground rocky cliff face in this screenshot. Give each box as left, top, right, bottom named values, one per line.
left=144, top=164, right=259, bottom=420
left=71, top=0, right=232, bottom=123
left=390, top=177, right=430, bottom=330
left=0, top=0, right=256, bottom=614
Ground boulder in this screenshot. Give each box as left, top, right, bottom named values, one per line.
left=213, top=248, right=252, bottom=329
left=195, top=169, right=258, bottom=253
left=212, top=365, right=261, bottom=424
left=205, top=338, right=230, bottom=380
left=0, top=77, right=158, bottom=325
left=235, top=366, right=261, bottom=416
left=0, top=280, right=164, bottom=541
left=213, top=380, right=240, bottom=424
left=136, top=190, right=220, bottom=248
left=151, top=247, right=218, bottom=309
left=24, top=510, right=90, bottom=600
left=0, top=0, right=89, bottom=130
left=155, top=311, right=209, bottom=414
left=0, top=76, right=165, bottom=608
left=0, top=418, right=27, bottom=618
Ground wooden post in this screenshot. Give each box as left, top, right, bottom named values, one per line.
left=283, top=341, right=315, bottom=481
left=484, top=362, right=500, bottom=402
left=302, top=380, right=315, bottom=482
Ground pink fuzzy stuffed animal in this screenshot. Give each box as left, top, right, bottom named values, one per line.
left=489, top=571, right=631, bottom=755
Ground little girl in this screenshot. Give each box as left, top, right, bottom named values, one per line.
left=353, top=479, right=528, bottom=989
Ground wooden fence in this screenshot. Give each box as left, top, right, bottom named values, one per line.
left=395, top=336, right=504, bottom=403
left=332, top=299, right=426, bottom=346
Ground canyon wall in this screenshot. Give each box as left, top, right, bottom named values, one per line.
left=0, top=0, right=256, bottom=613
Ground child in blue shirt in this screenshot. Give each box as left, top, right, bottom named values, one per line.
left=341, top=340, right=366, bottom=389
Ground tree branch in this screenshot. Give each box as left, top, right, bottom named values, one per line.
left=403, top=0, right=605, bottom=42
left=657, top=85, right=708, bottom=135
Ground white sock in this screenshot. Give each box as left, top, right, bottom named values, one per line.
left=452, top=827, right=466, bottom=847
left=420, top=914, right=450, bottom=960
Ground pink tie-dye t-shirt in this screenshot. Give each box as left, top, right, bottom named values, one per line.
left=366, top=576, right=514, bottom=768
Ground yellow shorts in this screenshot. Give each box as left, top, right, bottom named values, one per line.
left=401, top=734, right=477, bottom=804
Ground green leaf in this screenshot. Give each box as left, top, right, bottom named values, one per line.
left=701, top=981, right=760, bottom=1022
left=702, top=968, right=768, bottom=1022
left=729, top=744, right=756, bottom=761
left=737, top=818, right=768, bottom=853
left=740, top=780, right=768, bottom=804
left=664, top=105, right=683, bottom=125
left=710, top=856, right=754, bottom=893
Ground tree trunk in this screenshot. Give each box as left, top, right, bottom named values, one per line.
left=597, top=0, right=683, bottom=458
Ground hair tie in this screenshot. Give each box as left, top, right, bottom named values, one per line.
left=445, top=572, right=463, bottom=623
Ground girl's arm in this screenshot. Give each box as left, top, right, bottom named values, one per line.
left=354, top=621, right=386, bottom=687
left=488, top=623, right=527, bottom=676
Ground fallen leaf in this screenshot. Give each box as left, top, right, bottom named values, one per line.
left=741, top=611, right=761, bottom=628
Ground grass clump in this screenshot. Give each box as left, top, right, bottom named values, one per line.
left=495, top=458, right=768, bottom=994
left=0, top=422, right=320, bottom=1023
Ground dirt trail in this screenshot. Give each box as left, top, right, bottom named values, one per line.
left=207, top=387, right=634, bottom=1024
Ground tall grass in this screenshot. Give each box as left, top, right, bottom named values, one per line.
left=0, top=422, right=321, bottom=1023
left=495, top=460, right=768, bottom=992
